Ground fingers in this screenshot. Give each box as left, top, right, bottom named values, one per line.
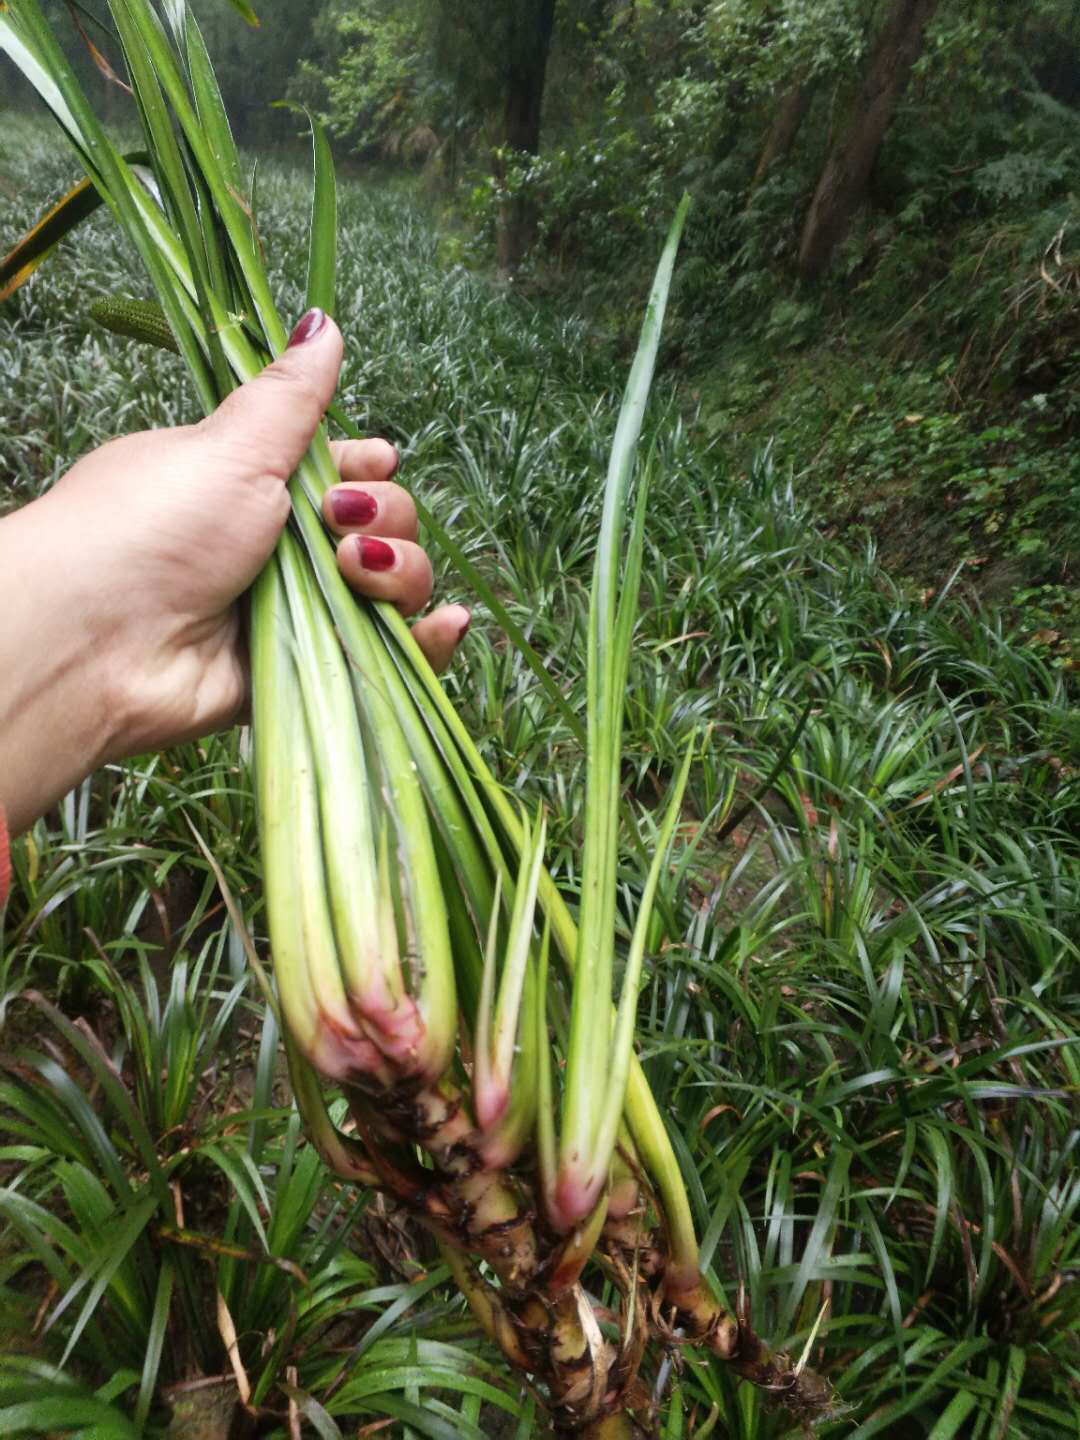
left=411, top=605, right=471, bottom=674
left=322, top=480, right=417, bottom=543
left=327, top=439, right=468, bottom=668
left=324, top=439, right=415, bottom=539
left=335, top=533, right=434, bottom=617
left=197, top=308, right=344, bottom=485
left=329, top=437, right=399, bottom=485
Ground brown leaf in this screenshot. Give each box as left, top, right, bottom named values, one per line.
left=216, top=1291, right=250, bottom=1406
left=909, top=744, right=987, bottom=806
left=991, top=1241, right=1032, bottom=1300
left=66, top=3, right=133, bottom=95
left=159, top=1224, right=308, bottom=1285
left=286, top=1367, right=300, bottom=1440
left=701, top=1104, right=739, bottom=1126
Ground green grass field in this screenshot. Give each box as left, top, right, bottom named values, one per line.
left=2, top=114, right=1079, bottom=1438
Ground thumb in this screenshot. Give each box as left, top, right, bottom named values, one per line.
left=197, top=308, right=344, bottom=482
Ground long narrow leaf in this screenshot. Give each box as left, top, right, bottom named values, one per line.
left=306, top=114, right=336, bottom=315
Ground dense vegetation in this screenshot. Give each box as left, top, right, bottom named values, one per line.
left=2, top=101, right=1079, bottom=1435
left=4, top=1, right=1078, bottom=638
left=3, top=0, right=1080, bottom=1434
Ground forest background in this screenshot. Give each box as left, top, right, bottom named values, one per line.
left=5, top=0, right=1079, bottom=642
left=2, top=3, right=1080, bottom=1437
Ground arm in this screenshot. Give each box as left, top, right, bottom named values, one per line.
left=0, top=493, right=119, bottom=834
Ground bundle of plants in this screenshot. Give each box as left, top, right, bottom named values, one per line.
left=0, top=2, right=831, bottom=1433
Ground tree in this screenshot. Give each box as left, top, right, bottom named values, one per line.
left=298, top=0, right=563, bottom=271
left=405, top=0, right=561, bottom=270
left=750, top=77, right=818, bottom=189
left=290, top=3, right=438, bottom=163
left=797, top=0, right=942, bottom=278
left=190, top=0, right=318, bottom=144
left=494, top=0, right=557, bottom=273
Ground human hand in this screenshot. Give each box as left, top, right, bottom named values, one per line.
left=0, top=309, right=468, bottom=833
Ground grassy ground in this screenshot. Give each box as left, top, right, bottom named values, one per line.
left=670, top=192, right=1080, bottom=657
left=2, top=113, right=1080, bottom=1438
left=688, top=334, right=1080, bottom=651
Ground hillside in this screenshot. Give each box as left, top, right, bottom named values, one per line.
left=2, top=113, right=1080, bottom=1437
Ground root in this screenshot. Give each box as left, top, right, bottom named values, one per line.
left=322, top=1085, right=836, bottom=1434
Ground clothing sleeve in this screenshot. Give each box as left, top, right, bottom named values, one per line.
left=0, top=803, right=10, bottom=911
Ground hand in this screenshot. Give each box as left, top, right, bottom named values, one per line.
left=0, top=310, right=468, bottom=834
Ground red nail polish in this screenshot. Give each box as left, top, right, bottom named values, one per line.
left=358, top=536, right=396, bottom=571
left=331, top=489, right=378, bottom=527
left=456, top=613, right=471, bottom=643
left=287, top=308, right=327, bottom=348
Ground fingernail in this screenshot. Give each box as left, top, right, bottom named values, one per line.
left=357, top=536, right=396, bottom=571
left=287, top=308, right=327, bottom=348
left=456, top=613, right=471, bottom=643
left=331, top=489, right=378, bottom=527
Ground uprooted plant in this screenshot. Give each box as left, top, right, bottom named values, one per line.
left=0, top=2, right=835, bottom=1432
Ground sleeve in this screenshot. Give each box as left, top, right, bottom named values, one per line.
left=0, top=803, right=10, bottom=911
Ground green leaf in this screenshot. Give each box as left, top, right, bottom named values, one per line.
left=338, top=1391, right=490, bottom=1440
left=988, top=1345, right=1025, bottom=1440
left=182, top=4, right=243, bottom=195
left=0, top=16, right=85, bottom=155
left=0, top=1189, right=79, bottom=1295
left=278, top=1385, right=342, bottom=1440
left=558, top=193, right=691, bottom=1221
left=188, top=1138, right=267, bottom=1244
left=334, top=1266, right=450, bottom=1369
left=849, top=1339, right=993, bottom=1438
left=95, top=1373, right=140, bottom=1408
left=775, top=1146, right=852, bottom=1339
left=2, top=0, right=217, bottom=407
left=929, top=1390, right=983, bottom=1438
left=221, top=0, right=260, bottom=25
left=0, top=1396, right=139, bottom=1437
left=134, top=1261, right=173, bottom=1435
left=56, top=1196, right=157, bottom=1367
left=4, top=1056, right=128, bottom=1197
left=306, top=114, right=336, bottom=316
left=25, top=992, right=171, bottom=1210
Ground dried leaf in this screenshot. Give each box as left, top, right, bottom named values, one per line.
left=909, top=744, right=987, bottom=806
left=66, top=2, right=133, bottom=94
left=216, top=1290, right=251, bottom=1406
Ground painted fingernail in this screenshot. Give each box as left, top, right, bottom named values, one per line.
left=357, top=536, right=396, bottom=571
left=287, top=307, right=327, bottom=348
left=330, top=488, right=378, bottom=527
left=456, top=613, right=471, bottom=643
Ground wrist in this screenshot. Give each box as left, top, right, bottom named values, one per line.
left=0, top=493, right=122, bottom=833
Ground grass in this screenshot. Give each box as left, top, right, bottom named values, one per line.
left=2, top=111, right=1079, bottom=1437
left=680, top=264, right=1080, bottom=654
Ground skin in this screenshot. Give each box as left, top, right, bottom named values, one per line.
left=0, top=311, right=468, bottom=836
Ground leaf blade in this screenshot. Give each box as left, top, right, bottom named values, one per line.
left=306, top=114, right=336, bottom=316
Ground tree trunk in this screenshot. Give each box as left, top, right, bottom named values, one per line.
left=496, top=0, right=556, bottom=276
left=750, top=77, right=817, bottom=191
left=797, top=0, right=940, bottom=279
